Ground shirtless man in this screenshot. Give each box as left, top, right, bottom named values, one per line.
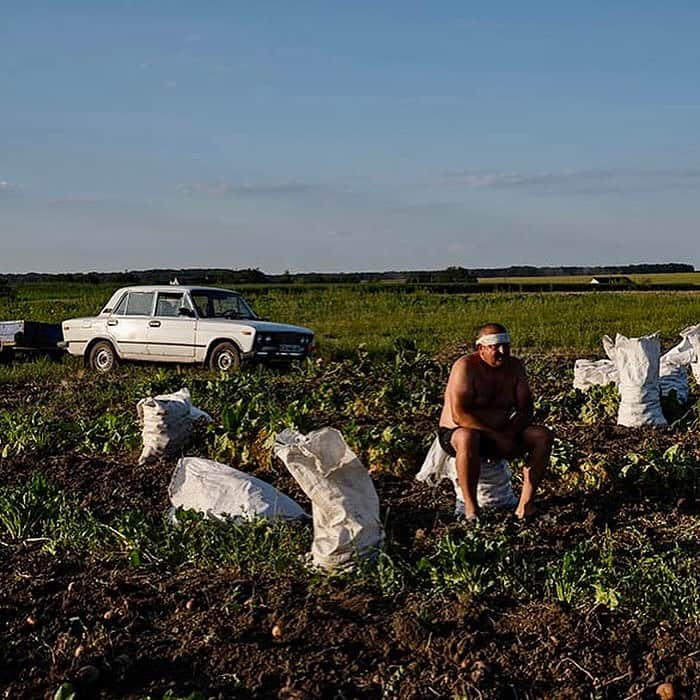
left=438, top=323, right=553, bottom=520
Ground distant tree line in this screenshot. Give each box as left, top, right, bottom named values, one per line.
left=0, top=263, right=693, bottom=287
left=471, top=263, right=693, bottom=277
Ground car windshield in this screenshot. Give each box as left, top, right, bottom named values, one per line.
left=189, top=289, right=257, bottom=320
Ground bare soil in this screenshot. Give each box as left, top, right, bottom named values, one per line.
left=1, top=364, right=699, bottom=699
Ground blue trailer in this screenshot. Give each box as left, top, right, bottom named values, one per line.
left=0, top=320, right=64, bottom=363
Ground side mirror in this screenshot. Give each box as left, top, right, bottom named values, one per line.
left=178, top=307, right=195, bottom=318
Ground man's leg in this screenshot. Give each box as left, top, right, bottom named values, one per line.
left=451, top=428, right=482, bottom=520
left=515, top=424, right=553, bottom=519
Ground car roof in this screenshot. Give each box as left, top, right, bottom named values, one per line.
left=113, top=285, right=241, bottom=295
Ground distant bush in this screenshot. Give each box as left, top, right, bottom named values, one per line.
left=0, top=277, right=13, bottom=299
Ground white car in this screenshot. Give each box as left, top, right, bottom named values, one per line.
left=61, top=285, right=314, bottom=372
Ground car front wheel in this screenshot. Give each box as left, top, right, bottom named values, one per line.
left=208, top=342, right=241, bottom=372
left=89, top=340, right=118, bottom=373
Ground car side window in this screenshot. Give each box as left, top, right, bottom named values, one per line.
left=155, top=292, right=185, bottom=318
left=191, top=293, right=211, bottom=318
left=111, top=294, right=128, bottom=316
left=212, top=294, right=244, bottom=317
left=125, top=292, right=155, bottom=316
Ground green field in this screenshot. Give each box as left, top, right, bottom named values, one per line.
left=479, top=271, right=700, bottom=286
left=2, top=283, right=699, bottom=358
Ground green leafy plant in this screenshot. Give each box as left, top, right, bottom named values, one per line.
left=620, top=443, right=699, bottom=491
left=579, top=383, right=619, bottom=424
left=130, top=367, right=184, bottom=401
left=549, top=437, right=578, bottom=476
left=141, top=691, right=206, bottom=700
left=577, top=455, right=610, bottom=490
left=80, top=411, right=140, bottom=454
left=0, top=473, right=100, bottom=553
left=534, top=388, right=585, bottom=423
left=0, top=410, right=73, bottom=458
left=53, top=683, right=77, bottom=700
left=416, top=528, right=510, bottom=597
left=545, top=542, right=597, bottom=606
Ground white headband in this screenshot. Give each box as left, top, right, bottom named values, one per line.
left=476, top=332, right=511, bottom=346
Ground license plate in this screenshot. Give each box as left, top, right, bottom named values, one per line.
left=280, top=344, right=302, bottom=353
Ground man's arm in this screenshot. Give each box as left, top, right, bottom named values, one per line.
left=447, top=358, right=502, bottom=435
left=507, top=360, right=534, bottom=435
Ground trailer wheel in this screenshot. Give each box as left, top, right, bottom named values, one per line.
left=208, top=342, right=241, bottom=373
left=0, top=348, right=12, bottom=366
left=89, top=341, right=118, bottom=373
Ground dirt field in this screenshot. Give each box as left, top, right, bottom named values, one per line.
left=0, top=352, right=698, bottom=699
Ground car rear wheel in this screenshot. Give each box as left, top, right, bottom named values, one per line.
left=208, top=342, right=241, bottom=372
left=89, top=340, right=118, bottom=373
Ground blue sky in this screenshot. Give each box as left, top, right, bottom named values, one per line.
left=2, top=1, right=700, bottom=273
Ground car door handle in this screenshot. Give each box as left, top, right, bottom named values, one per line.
left=149, top=320, right=161, bottom=327
left=107, top=320, right=118, bottom=326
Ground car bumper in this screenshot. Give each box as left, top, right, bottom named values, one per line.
left=61, top=340, right=88, bottom=356
left=252, top=349, right=311, bottom=359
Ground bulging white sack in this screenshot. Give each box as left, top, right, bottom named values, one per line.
left=573, top=359, right=619, bottom=391
left=273, top=427, right=384, bottom=571
left=659, top=336, right=695, bottom=404
left=137, top=388, right=213, bottom=464
left=602, top=334, right=666, bottom=427
left=680, top=323, right=700, bottom=384
left=416, top=436, right=518, bottom=512
left=168, top=456, right=308, bottom=522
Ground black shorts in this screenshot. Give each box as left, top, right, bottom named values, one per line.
left=438, top=426, right=459, bottom=457
left=438, top=426, right=524, bottom=459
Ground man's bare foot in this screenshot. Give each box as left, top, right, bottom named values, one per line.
left=463, top=507, right=479, bottom=522
left=515, top=502, right=538, bottom=520
left=460, top=512, right=480, bottom=525
left=459, top=493, right=479, bottom=522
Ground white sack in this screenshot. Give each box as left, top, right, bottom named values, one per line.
left=416, top=436, right=517, bottom=512
left=137, top=388, right=213, bottom=464
left=168, top=456, right=308, bottom=522
left=680, top=323, right=700, bottom=384
left=573, top=359, right=619, bottom=391
left=273, top=427, right=384, bottom=571
left=659, top=336, right=695, bottom=404
left=602, top=333, right=666, bottom=427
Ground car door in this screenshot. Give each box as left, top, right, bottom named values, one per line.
left=107, top=291, right=154, bottom=359
left=146, top=291, right=196, bottom=360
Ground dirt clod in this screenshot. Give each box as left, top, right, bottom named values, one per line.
left=656, top=682, right=676, bottom=700
left=75, top=664, right=100, bottom=685
left=470, top=660, right=492, bottom=684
